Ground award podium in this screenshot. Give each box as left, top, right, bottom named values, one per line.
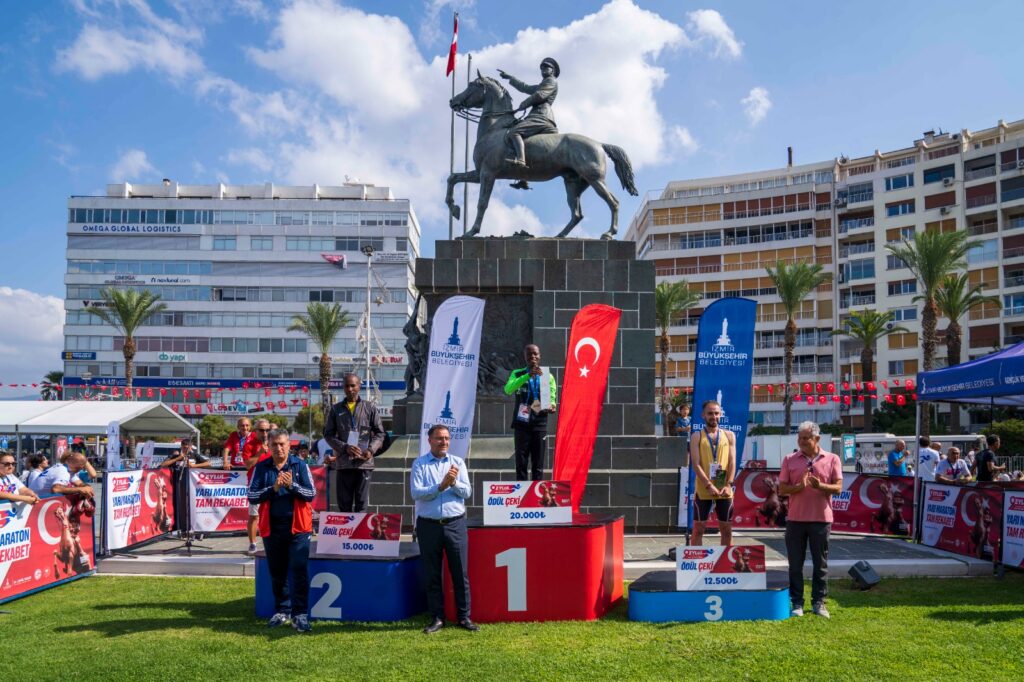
left=254, top=540, right=425, bottom=622
left=444, top=513, right=624, bottom=623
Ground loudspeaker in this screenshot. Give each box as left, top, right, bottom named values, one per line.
left=848, top=560, right=881, bottom=590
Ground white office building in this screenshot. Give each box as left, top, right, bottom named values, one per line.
left=63, top=181, right=419, bottom=423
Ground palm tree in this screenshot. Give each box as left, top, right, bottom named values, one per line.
left=886, top=230, right=977, bottom=435
left=288, top=302, right=352, bottom=412
left=766, top=261, right=831, bottom=433
left=40, top=370, right=63, bottom=400
left=85, top=289, right=167, bottom=398
left=655, top=281, right=701, bottom=435
left=832, top=310, right=908, bottom=428
left=932, top=273, right=999, bottom=433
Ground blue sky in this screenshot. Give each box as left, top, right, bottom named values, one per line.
left=2, top=0, right=1024, bottom=384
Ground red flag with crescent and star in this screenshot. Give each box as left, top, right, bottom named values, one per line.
left=553, top=304, right=621, bottom=510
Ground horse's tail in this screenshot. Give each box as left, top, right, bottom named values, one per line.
left=602, top=144, right=639, bottom=196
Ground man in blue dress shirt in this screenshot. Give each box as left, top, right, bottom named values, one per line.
left=410, top=424, right=479, bottom=633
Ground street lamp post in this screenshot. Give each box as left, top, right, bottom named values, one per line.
left=361, top=244, right=375, bottom=399
left=81, top=371, right=92, bottom=401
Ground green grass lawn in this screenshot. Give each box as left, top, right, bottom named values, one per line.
left=2, top=574, right=1022, bottom=681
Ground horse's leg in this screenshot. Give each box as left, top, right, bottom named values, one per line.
left=464, top=172, right=495, bottom=238
left=587, top=177, right=620, bottom=240
left=446, top=169, right=479, bottom=221
left=555, top=173, right=587, bottom=238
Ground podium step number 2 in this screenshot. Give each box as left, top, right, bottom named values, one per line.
left=495, top=547, right=527, bottom=611
left=310, top=572, right=343, bottom=619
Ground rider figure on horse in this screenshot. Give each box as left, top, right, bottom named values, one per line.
left=498, top=57, right=560, bottom=190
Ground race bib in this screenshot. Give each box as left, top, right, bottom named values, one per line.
left=347, top=431, right=359, bottom=447
left=516, top=404, right=531, bottom=422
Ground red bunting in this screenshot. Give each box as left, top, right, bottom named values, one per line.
left=884, top=394, right=893, bottom=403
left=896, top=394, right=907, bottom=406
left=205, top=389, right=212, bottom=399
left=843, top=395, right=851, bottom=405
left=842, top=382, right=850, bottom=391
left=767, top=385, right=774, bottom=394
left=146, top=388, right=154, bottom=398
left=857, top=395, right=865, bottom=402
left=827, top=382, right=835, bottom=394
left=818, top=395, right=827, bottom=404
left=905, top=379, right=915, bottom=389
left=881, top=380, right=888, bottom=388
left=793, top=394, right=803, bottom=402
left=301, top=399, right=309, bottom=407
left=159, top=388, right=167, bottom=396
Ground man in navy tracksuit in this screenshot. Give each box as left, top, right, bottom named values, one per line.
left=248, top=428, right=316, bottom=632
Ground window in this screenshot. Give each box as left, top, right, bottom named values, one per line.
left=251, top=237, right=273, bottom=251
left=886, top=254, right=908, bottom=270
left=396, top=238, right=409, bottom=252
left=1005, top=293, right=1024, bottom=314
left=888, top=280, right=917, bottom=296
left=334, top=237, right=385, bottom=252
left=888, top=361, right=906, bottom=375
left=923, top=164, right=955, bottom=184
left=846, top=182, right=873, bottom=203
left=967, top=239, right=997, bottom=265
left=892, top=307, right=917, bottom=322
left=886, top=200, right=915, bottom=217
left=885, top=173, right=914, bottom=191
left=845, top=258, right=875, bottom=281
left=213, top=237, right=236, bottom=251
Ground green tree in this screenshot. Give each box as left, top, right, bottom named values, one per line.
left=85, top=289, right=167, bottom=397
left=886, top=229, right=977, bottom=435
left=832, top=309, right=908, bottom=428
left=40, top=370, right=63, bottom=401
left=292, top=404, right=326, bottom=440
left=982, top=420, right=1024, bottom=457
left=196, top=415, right=233, bottom=455
left=766, top=261, right=831, bottom=433
left=288, top=303, right=352, bottom=414
left=933, top=273, right=999, bottom=433
left=654, top=281, right=701, bottom=435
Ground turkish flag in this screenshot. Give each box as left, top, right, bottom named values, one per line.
left=553, top=304, right=621, bottom=510
left=445, top=13, right=458, bottom=76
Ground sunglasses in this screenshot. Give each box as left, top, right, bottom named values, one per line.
left=0, top=461, right=15, bottom=467
left=255, top=428, right=270, bottom=432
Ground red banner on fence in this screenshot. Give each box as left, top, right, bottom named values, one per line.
left=189, top=465, right=329, bottom=532
left=553, top=304, right=621, bottom=510
left=1, top=495, right=95, bottom=603
left=311, top=466, right=328, bottom=513
left=921, top=483, right=1003, bottom=561
left=729, top=470, right=915, bottom=536
left=105, top=469, right=175, bottom=550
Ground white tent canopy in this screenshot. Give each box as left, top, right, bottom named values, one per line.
left=2, top=401, right=197, bottom=436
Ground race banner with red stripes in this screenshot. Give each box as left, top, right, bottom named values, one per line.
left=104, top=469, right=175, bottom=551
left=1, top=495, right=95, bottom=604
left=190, top=466, right=330, bottom=532
left=921, top=482, right=1003, bottom=561
left=553, top=304, right=621, bottom=510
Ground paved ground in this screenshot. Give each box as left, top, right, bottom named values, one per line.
left=99, top=529, right=994, bottom=580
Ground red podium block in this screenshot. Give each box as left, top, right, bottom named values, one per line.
left=444, top=513, right=624, bottom=622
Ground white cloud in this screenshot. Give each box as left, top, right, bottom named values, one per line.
left=741, top=86, right=772, bottom=126
left=110, top=149, right=158, bottom=182
left=687, top=9, right=742, bottom=59
left=55, top=24, right=202, bottom=80
left=670, top=126, right=699, bottom=156
left=231, top=0, right=271, bottom=22
left=0, top=288, right=65, bottom=385
left=420, top=0, right=476, bottom=46
left=226, top=147, right=273, bottom=173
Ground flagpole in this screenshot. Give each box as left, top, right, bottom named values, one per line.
left=448, top=12, right=457, bottom=241
left=463, top=53, right=471, bottom=236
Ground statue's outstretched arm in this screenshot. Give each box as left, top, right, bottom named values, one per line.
left=501, top=72, right=537, bottom=95
left=517, top=79, right=555, bottom=109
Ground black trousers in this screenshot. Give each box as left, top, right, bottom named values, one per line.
left=785, top=521, right=830, bottom=605
left=513, top=428, right=546, bottom=481
left=416, top=515, right=471, bottom=621
left=335, top=469, right=372, bottom=512
left=262, top=520, right=311, bottom=617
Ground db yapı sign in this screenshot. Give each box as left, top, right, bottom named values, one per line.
left=158, top=352, right=187, bottom=363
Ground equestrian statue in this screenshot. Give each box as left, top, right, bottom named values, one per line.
left=446, top=57, right=638, bottom=240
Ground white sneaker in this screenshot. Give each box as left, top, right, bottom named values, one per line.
left=812, top=602, right=831, bottom=619
left=790, top=604, right=804, bottom=617
left=267, top=612, right=291, bottom=627
left=246, top=543, right=258, bottom=556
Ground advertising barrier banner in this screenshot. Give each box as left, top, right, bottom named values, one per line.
left=1, top=496, right=95, bottom=603
left=1003, top=490, right=1024, bottom=569
left=315, top=512, right=401, bottom=557
left=675, top=544, right=766, bottom=591
left=482, top=481, right=572, bottom=526
left=728, top=470, right=915, bottom=536
left=921, top=483, right=1003, bottom=561
left=311, top=465, right=328, bottom=513
left=104, top=469, right=174, bottom=551
left=189, top=470, right=250, bottom=533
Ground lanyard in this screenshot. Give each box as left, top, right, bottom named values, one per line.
left=528, top=374, right=540, bottom=402
left=704, top=428, right=721, bottom=466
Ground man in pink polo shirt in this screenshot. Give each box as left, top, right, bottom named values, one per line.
left=779, top=420, right=843, bottom=619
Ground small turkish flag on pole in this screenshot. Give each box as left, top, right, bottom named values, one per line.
left=446, top=13, right=458, bottom=76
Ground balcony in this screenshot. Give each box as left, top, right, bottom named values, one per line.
left=966, top=194, right=997, bottom=209
left=1007, top=217, right=1024, bottom=230
left=1006, top=247, right=1024, bottom=260
left=1004, top=306, right=1024, bottom=318
left=1001, top=160, right=1024, bottom=173
left=847, top=191, right=874, bottom=204
left=756, top=311, right=816, bottom=324
left=649, top=239, right=723, bottom=252
left=1005, top=276, right=1024, bottom=288
left=838, top=217, right=875, bottom=233
left=839, top=242, right=875, bottom=258
left=722, top=229, right=812, bottom=246
left=842, top=294, right=877, bottom=309
left=815, top=227, right=832, bottom=238
left=964, top=166, right=997, bottom=181
left=816, top=202, right=832, bottom=212
left=1003, top=187, right=1024, bottom=204
left=655, top=263, right=722, bottom=277
left=722, top=204, right=811, bottom=220
left=968, top=220, right=998, bottom=236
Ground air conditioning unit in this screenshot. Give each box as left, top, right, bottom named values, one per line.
left=835, top=198, right=848, bottom=208
left=1018, top=160, right=1024, bottom=170
left=942, top=177, right=955, bottom=187
left=940, top=206, right=952, bottom=215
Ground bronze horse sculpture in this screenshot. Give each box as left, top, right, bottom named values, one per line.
left=447, top=73, right=638, bottom=240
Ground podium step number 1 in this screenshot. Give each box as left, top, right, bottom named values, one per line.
left=495, top=547, right=527, bottom=611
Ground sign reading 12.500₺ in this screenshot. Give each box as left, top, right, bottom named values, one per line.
left=676, top=544, right=767, bottom=591
left=483, top=481, right=572, bottom=526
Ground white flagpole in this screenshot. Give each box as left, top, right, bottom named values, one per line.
left=448, top=11, right=458, bottom=241
left=464, top=53, right=471, bottom=236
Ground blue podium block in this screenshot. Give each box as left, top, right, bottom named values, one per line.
left=628, top=570, right=790, bottom=623
left=255, top=540, right=425, bottom=622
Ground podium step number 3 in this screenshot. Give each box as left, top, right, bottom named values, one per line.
left=495, top=547, right=527, bottom=611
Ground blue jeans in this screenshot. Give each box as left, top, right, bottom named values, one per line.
left=263, top=520, right=311, bottom=617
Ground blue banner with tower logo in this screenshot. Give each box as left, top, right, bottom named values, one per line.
left=419, top=296, right=485, bottom=458
left=685, top=298, right=756, bottom=528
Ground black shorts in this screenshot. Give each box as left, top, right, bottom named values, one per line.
left=694, top=497, right=734, bottom=523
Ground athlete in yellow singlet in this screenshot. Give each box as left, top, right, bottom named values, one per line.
left=688, top=399, right=736, bottom=546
